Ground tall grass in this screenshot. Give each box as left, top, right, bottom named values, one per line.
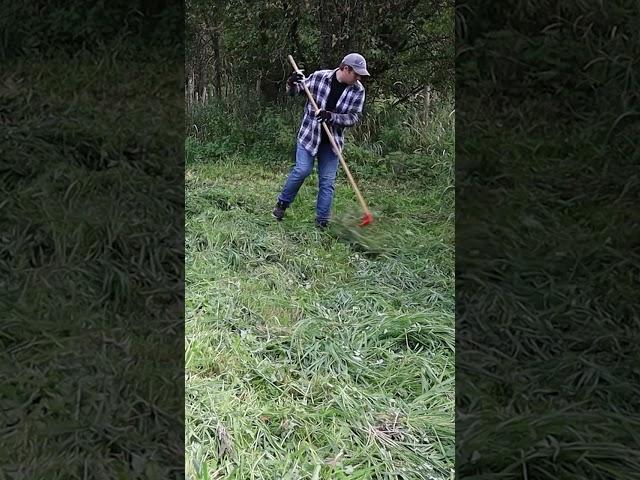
left=456, top=1, right=640, bottom=477
left=187, top=91, right=454, bottom=180
left=2, top=56, right=184, bottom=478
left=185, top=94, right=454, bottom=478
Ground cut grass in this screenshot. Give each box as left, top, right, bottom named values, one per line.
left=185, top=156, right=454, bottom=479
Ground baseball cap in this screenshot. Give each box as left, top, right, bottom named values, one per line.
left=341, top=53, right=370, bottom=76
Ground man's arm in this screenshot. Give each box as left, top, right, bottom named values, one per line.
left=325, top=89, right=365, bottom=127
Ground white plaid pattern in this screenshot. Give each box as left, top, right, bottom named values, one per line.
left=287, top=68, right=365, bottom=156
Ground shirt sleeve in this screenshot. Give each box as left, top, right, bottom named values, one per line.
left=329, top=89, right=365, bottom=127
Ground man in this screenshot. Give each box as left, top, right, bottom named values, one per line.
left=273, top=53, right=369, bottom=228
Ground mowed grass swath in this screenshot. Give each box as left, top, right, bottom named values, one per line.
left=185, top=92, right=455, bottom=479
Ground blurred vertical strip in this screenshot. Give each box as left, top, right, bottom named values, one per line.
left=456, top=1, right=640, bottom=478
left=1, top=1, right=185, bottom=478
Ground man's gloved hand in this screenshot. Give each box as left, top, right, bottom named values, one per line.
left=315, top=109, right=332, bottom=124
left=287, top=72, right=304, bottom=87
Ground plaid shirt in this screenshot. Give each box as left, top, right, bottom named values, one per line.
left=288, top=68, right=365, bottom=156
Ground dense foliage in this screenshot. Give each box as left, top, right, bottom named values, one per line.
left=186, top=0, right=453, bottom=103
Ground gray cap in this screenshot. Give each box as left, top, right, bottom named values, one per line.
left=341, top=53, right=370, bottom=76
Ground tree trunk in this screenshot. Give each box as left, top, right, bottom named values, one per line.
left=317, top=0, right=365, bottom=67
left=187, top=64, right=194, bottom=110
left=318, top=1, right=334, bottom=67
left=287, top=19, right=305, bottom=68
left=212, top=30, right=222, bottom=97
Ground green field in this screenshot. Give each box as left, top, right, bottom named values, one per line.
left=185, top=102, right=455, bottom=479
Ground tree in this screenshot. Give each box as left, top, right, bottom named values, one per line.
left=185, top=0, right=453, bottom=105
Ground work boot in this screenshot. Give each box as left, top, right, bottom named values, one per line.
left=272, top=200, right=288, bottom=221
left=315, top=219, right=329, bottom=229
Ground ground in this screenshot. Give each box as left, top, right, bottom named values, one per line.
left=185, top=157, right=455, bottom=480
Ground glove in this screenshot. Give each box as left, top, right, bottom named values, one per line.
left=287, top=72, right=304, bottom=87
left=315, top=109, right=332, bottom=124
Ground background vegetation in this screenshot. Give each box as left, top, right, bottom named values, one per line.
left=186, top=0, right=453, bottom=105
left=2, top=3, right=184, bottom=478
left=185, top=0, right=455, bottom=478
left=456, top=1, right=640, bottom=478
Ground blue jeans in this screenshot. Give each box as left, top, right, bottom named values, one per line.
left=278, top=142, right=339, bottom=222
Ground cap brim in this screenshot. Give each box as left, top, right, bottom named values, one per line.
left=354, top=67, right=370, bottom=76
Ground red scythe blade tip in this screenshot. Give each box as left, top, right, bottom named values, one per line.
left=359, top=212, right=374, bottom=227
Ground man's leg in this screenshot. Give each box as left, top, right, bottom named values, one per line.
left=274, top=143, right=314, bottom=219
left=315, top=142, right=340, bottom=226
